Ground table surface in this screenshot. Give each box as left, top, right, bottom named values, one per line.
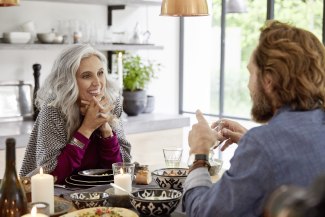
left=55, top=181, right=186, bottom=217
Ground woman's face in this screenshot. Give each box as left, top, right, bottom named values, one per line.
left=76, top=55, right=106, bottom=102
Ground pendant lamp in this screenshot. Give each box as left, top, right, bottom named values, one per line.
left=0, top=0, right=19, bottom=6
left=226, top=0, right=247, bottom=13
left=160, top=0, right=209, bottom=16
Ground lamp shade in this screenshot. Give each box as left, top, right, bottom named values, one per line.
left=0, top=0, right=19, bottom=6
left=226, top=0, right=247, bottom=13
left=160, top=0, right=209, bottom=16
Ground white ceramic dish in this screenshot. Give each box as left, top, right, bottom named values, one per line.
left=3, top=32, right=31, bottom=44
left=37, top=32, right=55, bottom=43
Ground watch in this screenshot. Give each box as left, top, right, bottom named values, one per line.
left=187, top=153, right=209, bottom=167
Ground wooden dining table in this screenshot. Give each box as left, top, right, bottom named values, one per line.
left=54, top=181, right=186, bottom=217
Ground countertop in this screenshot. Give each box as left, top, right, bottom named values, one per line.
left=0, top=113, right=190, bottom=150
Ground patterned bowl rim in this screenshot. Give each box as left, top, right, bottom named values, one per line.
left=69, top=192, right=109, bottom=202
left=151, top=168, right=189, bottom=178
left=129, top=188, right=183, bottom=202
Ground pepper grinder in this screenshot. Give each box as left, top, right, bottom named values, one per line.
left=33, top=63, right=41, bottom=121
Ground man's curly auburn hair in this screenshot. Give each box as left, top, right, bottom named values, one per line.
left=254, top=20, right=325, bottom=111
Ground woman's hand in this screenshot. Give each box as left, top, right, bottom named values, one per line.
left=211, top=119, right=247, bottom=151
left=78, top=95, right=114, bottom=138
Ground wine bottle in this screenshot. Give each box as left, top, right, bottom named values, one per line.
left=0, top=138, right=28, bottom=216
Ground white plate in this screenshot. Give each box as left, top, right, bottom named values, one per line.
left=78, top=169, right=113, bottom=178
left=60, top=207, right=138, bottom=217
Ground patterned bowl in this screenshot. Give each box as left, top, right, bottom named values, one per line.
left=151, top=168, right=188, bottom=191
left=130, top=189, right=182, bottom=216
left=69, top=192, right=109, bottom=210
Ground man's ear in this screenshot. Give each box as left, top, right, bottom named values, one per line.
left=263, top=74, right=273, bottom=94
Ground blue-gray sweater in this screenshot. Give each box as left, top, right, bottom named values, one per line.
left=183, top=107, right=325, bottom=217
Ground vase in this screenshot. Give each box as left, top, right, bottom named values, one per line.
left=122, top=90, right=147, bottom=116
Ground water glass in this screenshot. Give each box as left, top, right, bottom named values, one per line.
left=163, top=147, right=183, bottom=168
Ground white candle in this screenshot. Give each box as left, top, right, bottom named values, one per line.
left=114, top=168, right=131, bottom=195
left=21, top=206, right=48, bottom=217
left=31, top=168, right=54, bottom=214
left=117, top=52, right=123, bottom=90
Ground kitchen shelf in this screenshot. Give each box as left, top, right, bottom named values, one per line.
left=23, top=0, right=161, bottom=6
left=0, top=43, right=164, bottom=51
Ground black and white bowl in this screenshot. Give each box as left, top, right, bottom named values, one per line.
left=69, top=192, right=109, bottom=210
left=130, top=189, right=182, bottom=216
left=151, top=168, right=188, bottom=191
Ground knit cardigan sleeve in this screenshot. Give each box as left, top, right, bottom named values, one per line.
left=20, top=105, right=68, bottom=177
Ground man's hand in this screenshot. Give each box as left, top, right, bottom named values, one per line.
left=211, top=119, right=247, bottom=151
left=188, top=110, right=219, bottom=155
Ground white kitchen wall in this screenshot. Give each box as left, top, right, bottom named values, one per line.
left=0, top=1, right=180, bottom=114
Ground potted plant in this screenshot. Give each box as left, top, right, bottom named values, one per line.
left=122, top=53, right=160, bottom=116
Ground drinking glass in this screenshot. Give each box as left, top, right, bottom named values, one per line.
left=163, top=147, right=183, bottom=168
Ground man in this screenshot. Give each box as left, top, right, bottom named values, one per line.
left=183, top=20, right=325, bottom=217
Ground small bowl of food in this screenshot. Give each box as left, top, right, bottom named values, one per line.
left=151, top=168, right=188, bottom=191
left=69, top=192, right=109, bottom=210
left=130, top=188, right=182, bottom=216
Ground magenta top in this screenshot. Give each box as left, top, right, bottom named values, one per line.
left=52, top=131, right=122, bottom=184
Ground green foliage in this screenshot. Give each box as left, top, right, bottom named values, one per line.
left=123, top=54, right=160, bottom=92
left=210, top=0, right=323, bottom=117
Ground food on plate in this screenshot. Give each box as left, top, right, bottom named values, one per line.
left=77, top=207, right=123, bottom=217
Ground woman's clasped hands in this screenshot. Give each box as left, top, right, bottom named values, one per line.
left=79, top=95, right=115, bottom=138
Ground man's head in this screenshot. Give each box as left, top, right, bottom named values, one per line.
left=248, top=20, right=325, bottom=123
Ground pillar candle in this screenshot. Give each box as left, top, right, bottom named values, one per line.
left=31, top=168, right=54, bottom=214
left=21, top=206, right=49, bottom=217
left=117, top=52, right=123, bottom=90
left=114, top=168, right=132, bottom=195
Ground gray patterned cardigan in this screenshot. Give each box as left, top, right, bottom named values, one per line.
left=19, top=96, right=131, bottom=177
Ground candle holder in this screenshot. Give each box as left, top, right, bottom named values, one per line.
left=28, top=202, right=50, bottom=215
left=112, top=162, right=135, bottom=195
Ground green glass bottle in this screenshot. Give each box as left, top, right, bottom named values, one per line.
left=0, top=138, right=28, bottom=216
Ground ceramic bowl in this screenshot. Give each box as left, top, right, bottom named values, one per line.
left=104, top=187, right=132, bottom=208
left=37, top=33, right=55, bottom=43
left=3, top=32, right=31, bottom=44
left=130, top=189, right=182, bottom=216
left=69, top=192, right=109, bottom=210
left=151, top=168, right=188, bottom=191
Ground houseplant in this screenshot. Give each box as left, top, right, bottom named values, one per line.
left=122, top=53, right=160, bottom=116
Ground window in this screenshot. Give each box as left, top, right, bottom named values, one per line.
left=181, top=0, right=323, bottom=119
left=181, top=0, right=324, bottom=168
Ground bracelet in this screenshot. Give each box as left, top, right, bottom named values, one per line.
left=69, top=137, right=85, bottom=149
left=189, top=160, right=211, bottom=173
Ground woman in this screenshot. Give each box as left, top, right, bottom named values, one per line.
left=20, top=44, right=131, bottom=183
